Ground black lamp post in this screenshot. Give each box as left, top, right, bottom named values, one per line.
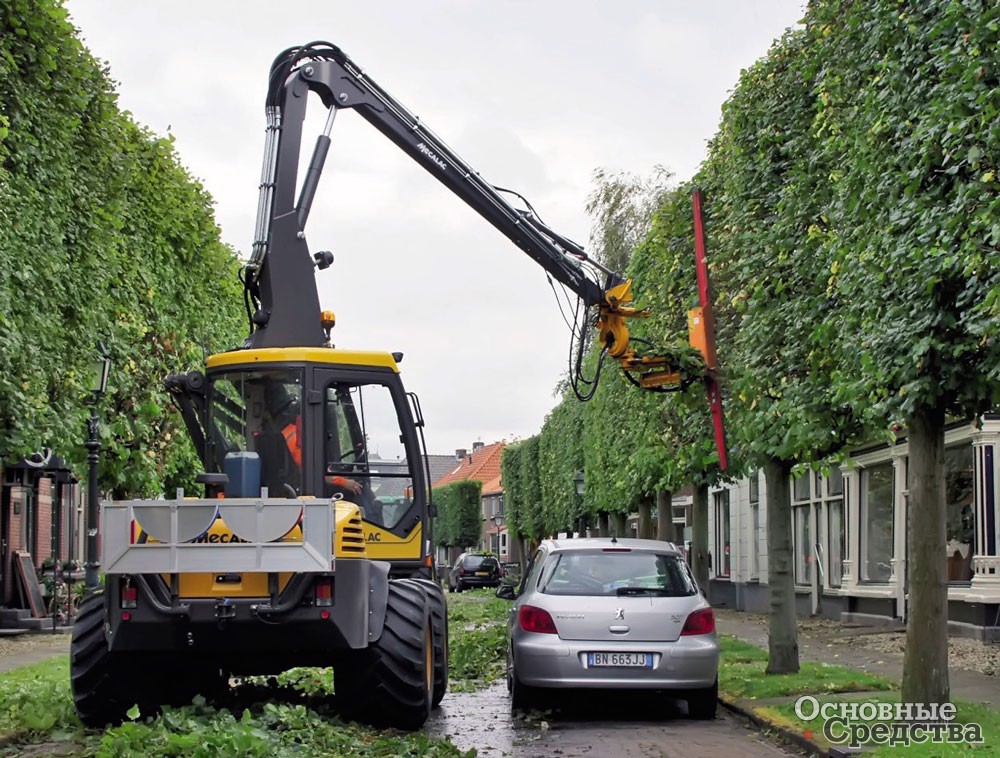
left=574, top=469, right=585, bottom=536
left=84, top=345, right=111, bottom=592
left=490, top=511, right=504, bottom=554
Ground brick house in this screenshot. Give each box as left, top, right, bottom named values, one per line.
left=431, top=441, right=507, bottom=565
left=1, top=456, right=80, bottom=620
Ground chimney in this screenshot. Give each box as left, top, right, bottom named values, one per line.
left=455, top=448, right=467, bottom=460
left=472, top=441, right=485, bottom=453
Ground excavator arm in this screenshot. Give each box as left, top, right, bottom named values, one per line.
left=244, top=43, right=694, bottom=380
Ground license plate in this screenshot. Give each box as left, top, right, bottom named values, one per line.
left=587, top=652, right=652, bottom=668
left=476, top=571, right=489, bottom=576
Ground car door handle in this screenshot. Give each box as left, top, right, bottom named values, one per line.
left=609, top=625, right=630, bottom=634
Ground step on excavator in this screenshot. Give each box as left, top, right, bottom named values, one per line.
left=70, top=41, right=726, bottom=731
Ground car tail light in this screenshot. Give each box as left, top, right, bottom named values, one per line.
left=518, top=605, right=558, bottom=634
left=314, top=578, right=333, bottom=607
left=681, top=607, right=715, bottom=636
left=120, top=583, right=137, bottom=609
left=458, top=567, right=465, bottom=576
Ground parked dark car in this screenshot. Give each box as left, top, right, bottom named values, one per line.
left=448, top=552, right=503, bottom=592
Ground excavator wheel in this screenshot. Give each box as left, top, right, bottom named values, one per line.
left=402, top=577, right=449, bottom=707
left=70, top=592, right=132, bottom=727
left=335, top=578, right=433, bottom=730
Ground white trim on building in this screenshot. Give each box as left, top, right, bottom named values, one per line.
left=708, top=417, right=1000, bottom=640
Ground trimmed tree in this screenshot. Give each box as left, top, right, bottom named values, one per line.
left=811, top=0, right=1000, bottom=703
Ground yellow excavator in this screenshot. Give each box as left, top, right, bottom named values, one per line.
left=70, top=41, right=724, bottom=731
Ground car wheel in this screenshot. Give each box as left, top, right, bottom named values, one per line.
left=686, top=678, right=718, bottom=720
left=455, top=580, right=465, bottom=593
left=508, top=650, right=539, bottom=711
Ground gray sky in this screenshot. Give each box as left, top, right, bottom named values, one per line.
left=67, top=0, right=804, bottom=456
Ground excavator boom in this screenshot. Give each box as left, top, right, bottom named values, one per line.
left=241, top=41, right=725, bottom=464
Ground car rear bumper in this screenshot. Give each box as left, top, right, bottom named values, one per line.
left=514, top=632, right=719, bottom=690
left=458, top=576, right=501, bottom=588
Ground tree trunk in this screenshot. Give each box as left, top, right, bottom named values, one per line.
left=638, top=497, right=654, bottom=539
left=656, top=489, right=672, bottom=541
left=612, top=512, right=627, bottom=538
left=764, top=457, right=799, bottom=674
left=598, top=511, right=610, bottom=537
left=902, top=405, right=950, bottom=704
left=692, top=483, right=710, bottom=594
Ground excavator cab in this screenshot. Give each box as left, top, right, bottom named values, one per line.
left=202, top=348, right=431, bottom=571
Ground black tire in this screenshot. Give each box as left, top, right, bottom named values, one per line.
left=508, top=646, right=540, bottom=711
left=687, top=678, right=718, bottom=720
left=335, top=579, right=433, bottom=730
left=70, top=592, right=131, bottom=727
left=405, top=578, right=449, bottom=707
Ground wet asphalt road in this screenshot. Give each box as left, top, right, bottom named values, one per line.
left=425, top=681, right=800, bottom=758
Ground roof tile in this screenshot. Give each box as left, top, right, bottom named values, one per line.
left=431, top=442, right=505, bottom=491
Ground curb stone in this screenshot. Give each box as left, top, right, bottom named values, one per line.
left=719, top=693, right=827, bottom=757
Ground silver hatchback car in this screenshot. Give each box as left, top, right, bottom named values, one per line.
left=497, top=537, right=719, bottom=718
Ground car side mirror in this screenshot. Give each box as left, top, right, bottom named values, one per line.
left=495, top=584, right=516, bottom=600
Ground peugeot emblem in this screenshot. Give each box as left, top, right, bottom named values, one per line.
left=613, top=608, right=625, bottom=620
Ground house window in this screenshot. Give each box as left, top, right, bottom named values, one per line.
left=827, top=499, right=844, bottom=587
left=828, top=467, right=844, bottom=496
left=791, top=472, right=810, bottom=586
left=791, top=469, right=845, bottom=588
left=749, top=472, right=760, bottom=580
left=946, top=445, right=974, bottom=582
left=714, top=490, right=730, bottom=578
left=861, top=462, right=894, bottom=582
left=794, top=506, right=812, bottom=585
left=793, top=474, right=811, bottom=502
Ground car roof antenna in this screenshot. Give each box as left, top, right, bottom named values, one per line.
left=611, top=534, right=618, bottom=544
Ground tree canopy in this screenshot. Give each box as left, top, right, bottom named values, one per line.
left=0, top=0, right=246, bottom=495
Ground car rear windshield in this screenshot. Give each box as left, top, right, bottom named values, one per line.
left=537, top=550, right=697, bottom=597
left=462, top=555, right=496, bottom=570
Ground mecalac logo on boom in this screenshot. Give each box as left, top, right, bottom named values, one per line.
left=417, top=142, right=447, bottom=170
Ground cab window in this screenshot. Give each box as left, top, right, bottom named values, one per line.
left=324, top=381, right=414, bottom=529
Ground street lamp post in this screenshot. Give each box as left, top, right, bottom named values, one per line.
left=84, top=346, right=111, bottom=593
left=490, top=512, right=504, bottom=555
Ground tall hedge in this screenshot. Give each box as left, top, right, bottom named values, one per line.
left=537, top=393, right=584, bottom=534
left=432, top=480, right=482, bottom=548
left=0, top=0, right=246, bottom=495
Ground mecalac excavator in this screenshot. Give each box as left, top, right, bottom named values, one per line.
left=70, top=41, right=726, bottom=731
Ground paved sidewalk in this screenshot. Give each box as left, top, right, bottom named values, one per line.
left=715, top=609, right=999, bottom=756
left=0, top=632, right=70, bottom=675
left=715, top=609, right=998, bottom=706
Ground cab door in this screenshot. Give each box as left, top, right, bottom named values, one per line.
left=309, top=366, right=428, bottom=569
